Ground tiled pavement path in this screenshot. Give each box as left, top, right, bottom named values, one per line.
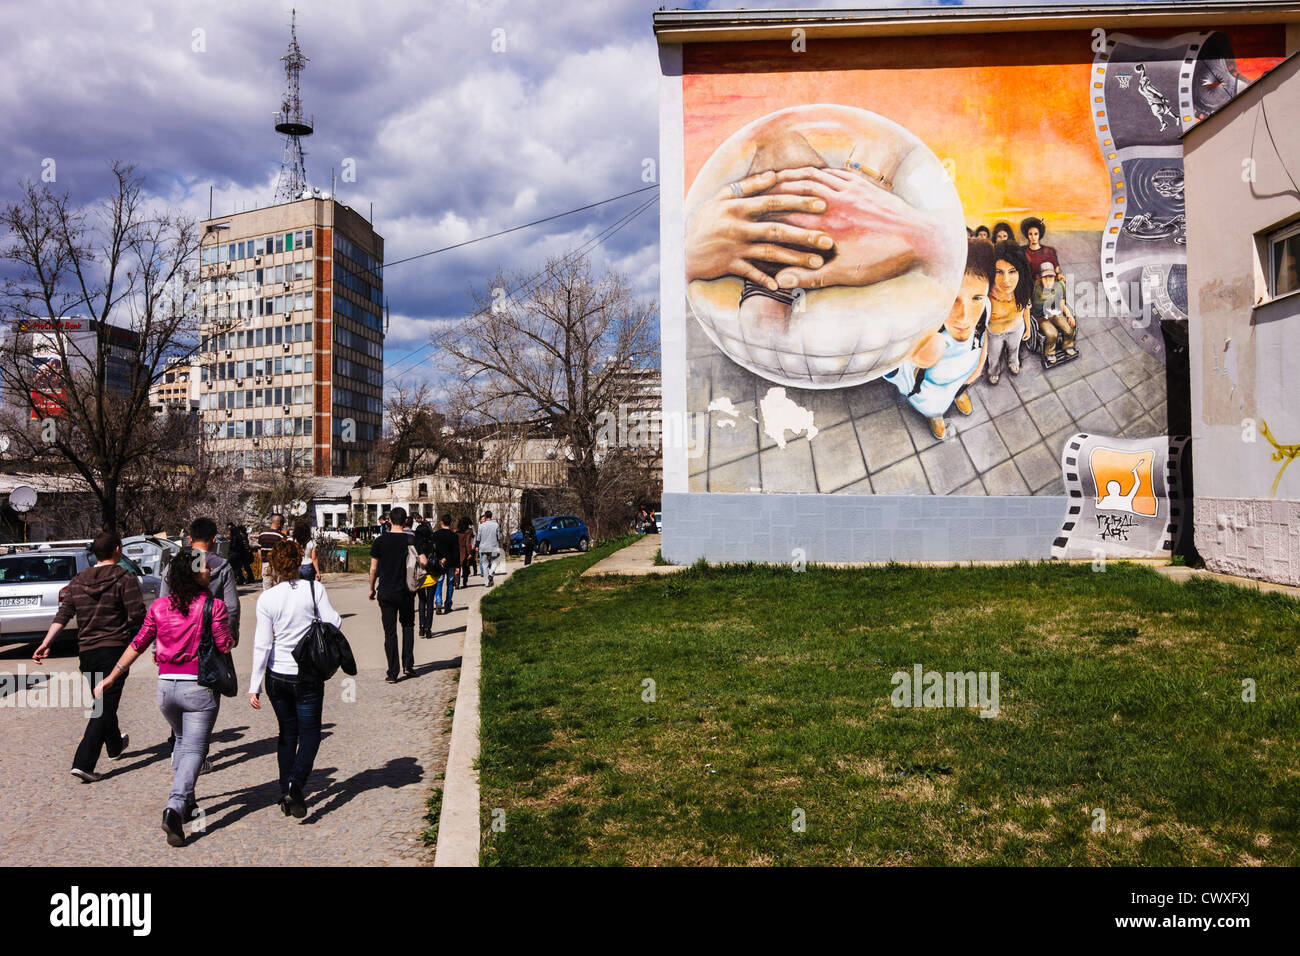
left=0, top=571, right=499, bottom=866
left=689, top=231, right=1168, bottom=496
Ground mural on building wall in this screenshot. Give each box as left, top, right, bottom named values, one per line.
left=680, top=27, right=1283, bottom=522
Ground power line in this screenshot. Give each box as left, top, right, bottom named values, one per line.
left=381, top=183, right=659, bottom=270
left=384, top=192, right=660, bottom=382
left=384, top=192, right=658, bottom=381
left=385, top=191, right=659, bottom=380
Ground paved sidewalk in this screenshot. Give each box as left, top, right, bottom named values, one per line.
left=0, top=569, right=502, bottom=866
left=582, top=534, right=685, bottom=577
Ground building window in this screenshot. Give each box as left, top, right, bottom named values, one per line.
left=1269, top=221, right=1300, bottom=298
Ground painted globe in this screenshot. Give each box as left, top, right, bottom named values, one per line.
left=685, top=104, right=967, bottom=389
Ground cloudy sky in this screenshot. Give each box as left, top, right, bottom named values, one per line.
left=0, top=0, right=1169, bottom=394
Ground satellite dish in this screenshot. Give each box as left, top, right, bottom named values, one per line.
left=289, top=499, right=308, bottom=516
left=9, top=485, right=37, bottom=513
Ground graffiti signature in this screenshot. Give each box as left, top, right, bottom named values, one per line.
left=1260, top=420, right=1300, bottom=499
left=1097, top=513, right=1139, bottom=541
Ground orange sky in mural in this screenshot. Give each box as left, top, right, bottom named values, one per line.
left=682, top=28, right=1285, bottom=232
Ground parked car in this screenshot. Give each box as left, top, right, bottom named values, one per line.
left=508, top=516, right=590, bottom=555
left=121, top=534, right=180, bottom=577
left=0, top=548, right=161, bottom=646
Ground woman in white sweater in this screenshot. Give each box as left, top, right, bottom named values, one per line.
left=248, top=539, right=342, bottom=818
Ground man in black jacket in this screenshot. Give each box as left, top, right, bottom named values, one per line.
left=431, top=515, right=460, bottom=615
left=32, top=532, right=145, bottom=782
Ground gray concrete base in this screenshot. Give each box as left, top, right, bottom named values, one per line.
left=1194, top=495, right=1300, bottom=588
left=662, top=492, right=1068, bottom=564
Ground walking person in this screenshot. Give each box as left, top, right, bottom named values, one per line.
left=522, top=517, right=537, bottom=566
left=369, top=507, right=417, bottom=682
left=477, top=510, right=502, bottom=587
left=413, top=517, right=438, bottom=638
left=227, top=522, right=254, bottom=585
left=293, top=519, right=320, bottom=582
left=247, top=539, right=342, bottom=818
left=258, top=514, right=287, bottom=591
left=92, top=549, right=234, bottom=847
left=161, top=517, right=242, bottom=768
left=32, top=531, right=145, bottom=782
left=431, top=515, right=460, bottom=613
left=456, top=517, right=474, bottom=588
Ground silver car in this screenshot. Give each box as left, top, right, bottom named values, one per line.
left=0, top=548, right=161, bottom=646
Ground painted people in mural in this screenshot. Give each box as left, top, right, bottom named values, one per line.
left=883, top=238, right=993, bottom=441
left=679, top=25, right=1283, bottom=507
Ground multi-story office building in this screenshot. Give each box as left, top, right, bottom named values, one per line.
left=149, top=357, right=200, bottom=413
left=198, top=197, right=384, bottom=476
left=5, top=318, right=140, bottom=417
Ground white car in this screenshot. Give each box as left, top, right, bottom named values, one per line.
left=0, top=548, right=161, bottom=646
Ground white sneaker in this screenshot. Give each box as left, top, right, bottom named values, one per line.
left=109, top=733, right=130, bottom=760
left=70, top=768, right=102, bottom=783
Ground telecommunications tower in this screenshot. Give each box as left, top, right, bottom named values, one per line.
left=273, top=9, right=313, bottom=203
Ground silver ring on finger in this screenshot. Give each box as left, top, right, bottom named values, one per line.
left=729, top=182, right=744, bottom=199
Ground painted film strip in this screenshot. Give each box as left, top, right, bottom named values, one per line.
left=1091, top=31, right=1248, bottom=362
left=1052, top=432, right=1190, bottom=560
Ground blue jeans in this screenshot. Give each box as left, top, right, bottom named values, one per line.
left=432, top=571, right=455, bottom=609
left=157, top=679, right=220, bottom=814
left=266, top=670, right=324, bottom=796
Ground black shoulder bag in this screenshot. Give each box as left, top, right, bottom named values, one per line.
left=292, top=581, right=357, bottom=681
left=197, top=594, right=239, bottom=697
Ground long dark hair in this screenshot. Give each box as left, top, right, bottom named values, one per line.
left=992, top=239, right=1034, bottom=310
left=166, top=548, right=208, bottom=615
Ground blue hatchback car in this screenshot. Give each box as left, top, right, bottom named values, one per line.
left=509, top=515, right=590, bottom=555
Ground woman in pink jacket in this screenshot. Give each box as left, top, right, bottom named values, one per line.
left=95, top=549, right=233, bottom=847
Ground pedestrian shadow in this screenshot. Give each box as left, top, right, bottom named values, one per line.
left=298, top=756, right=425, bottom=824
left=186, top=779, right=283, bottom=839
left=432, top=624, right=467, bottom=638
left=207, top=723, right=337, bottom=774
left=407, top=658, right=460, bottom=678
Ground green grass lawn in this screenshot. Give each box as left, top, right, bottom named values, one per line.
left=477, top=541, right=1300, bottom=866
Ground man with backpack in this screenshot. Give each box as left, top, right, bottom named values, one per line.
left=369, top=507, right=417, bottom=682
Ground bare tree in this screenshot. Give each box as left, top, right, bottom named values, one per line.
left=432, top=254, right=658, bottom=540
left=0, top=163, right=207, bottom=535
left=371, top=383, right=454, bottom=484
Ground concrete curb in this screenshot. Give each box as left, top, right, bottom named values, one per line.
left=433, top=572, right=495, bottom=867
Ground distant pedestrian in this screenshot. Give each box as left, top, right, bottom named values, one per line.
left=431, top=515, right=459, bottom=613
left=93, top=548, right=234, bottom=847
left=477, top=510, right=502, bottom=587
left=369, top=507, right=417, bottom=682
left=258, top=514, right=287, bottom=591
left=293, top=519, right=319, bottom=582
left=522, top=517, right=537, bottom=566
left=32, top=531, right=145, bottom=783
left=456, top=518, right=474, bottom=587
left=413, top=518, right=437, bottom=638
left=248, top=539, right=342, bottom=819
left=227, top=522, right=255, bottom=585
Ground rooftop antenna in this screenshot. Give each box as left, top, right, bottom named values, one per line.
left=273, top=9, right=313, bottom=203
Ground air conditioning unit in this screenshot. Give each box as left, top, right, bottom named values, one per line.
left=235, top=378, right=243, bottom=386
left=283, top=343, right=291, bottom=352
left=252, top=438, right=260, bottom=447
left=254, top=256, right=262, bottom=264
left=283, top=404, right=291, bottom=413
left=254, top=376, right=262, bottom=384
left=224, top=349, right=231, bottom=357
left=283, top=282, right=291, bottom=290
left=284, top=313, right=293, bottom=322
left=204, top=381, right=212, bottom=389
left=225, top=409, right=233, bottom=418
